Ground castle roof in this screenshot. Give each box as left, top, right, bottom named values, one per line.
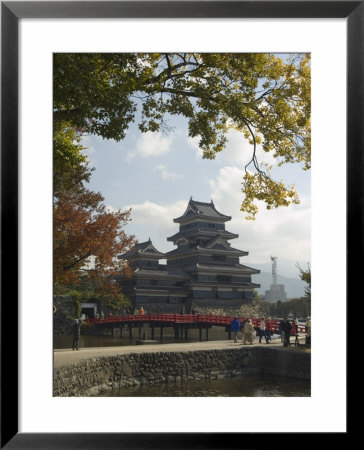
left=189, top=280, right=261, bottom=289
left=173, top=199, right=231, bottom=223
left=204, top=236, right=247, bottom=254
left=183, top=263, right=260, bottom=275
left=165, top=241, right=248, bottom=258
left=167, top=228, right=238, bottom=242
left=118, top=239, right=165, bottom=259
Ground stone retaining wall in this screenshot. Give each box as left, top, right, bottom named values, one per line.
left=53, top=347, right=310, bottom=397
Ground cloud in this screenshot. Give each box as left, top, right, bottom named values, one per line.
left=209, top=166, right=311, bottom=264
left=125, top=132, right=174, bottom=162
left=124, top=200, right=186, bottom=227
left=153, top=164, right=182, bottom=182
left=188, top=129, right=277, bottom=168
left=209, top=166, right=244, bottom=210
left=122, top=200, right=188, bottom=251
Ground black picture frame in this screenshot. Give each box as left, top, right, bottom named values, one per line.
left=1, top=1, right=356, bottom=448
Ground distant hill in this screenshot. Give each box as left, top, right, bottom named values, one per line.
left=251, top=271, right=306, bottom=300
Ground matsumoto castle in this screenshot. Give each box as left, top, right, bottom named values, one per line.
left=118, top=198, right=260, bottom=314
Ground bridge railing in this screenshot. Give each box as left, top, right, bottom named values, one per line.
left=85, top=314, right=306, bottom=333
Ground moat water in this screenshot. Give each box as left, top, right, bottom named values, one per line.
left=99, top=374, right=311, bottom=397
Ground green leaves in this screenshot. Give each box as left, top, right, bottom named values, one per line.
left=54, top=53, right=311, bottom=219
left=296, top=263, right=311, bottom=298
left=54, top=53, right=138, bottom=141
left=241, top=171, right=300, bottom=220
left=53, top=122, right=93, bottom=196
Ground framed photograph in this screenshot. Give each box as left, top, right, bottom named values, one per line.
left=2, top=1, right=357, bottom=447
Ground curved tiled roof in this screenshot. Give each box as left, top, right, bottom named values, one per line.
left=118, top=239, right=165, bottom=259
left=165, top=244, right=247, bottom=257
left=184, top=263, right=260, bottom=274
left=167, top=228, right=238, bottom=242
left=174, top=199, right=231, bottom=223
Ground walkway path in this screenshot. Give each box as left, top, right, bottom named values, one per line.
left=54, top=338, right=287, bottom=369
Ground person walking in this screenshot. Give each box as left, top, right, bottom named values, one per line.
left=265, top=317, right=272, bottom=342
left=230, top=317, right=241, bottom=343
left=243, top=319, right=255, bottom=345
left=293, top=317, right=299, bottom=335
left=279, top=318, right=285, bottom=343
left=282, top=317, right=292, bottom=347
left=259, top=317, right=269, bottom=343
left=72, top=319, right=81, bottom=351
left=293, top=317, right=300, bottom=345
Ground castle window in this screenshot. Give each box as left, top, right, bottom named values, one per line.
left=217, top=291, right=233, bottom=299
left=217, top=275, right=231, bottom=283
left=212, top=255, right=226, bottom=262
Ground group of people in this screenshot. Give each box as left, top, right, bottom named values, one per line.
left=231, top=316, right=274, bottom=345
left=230, top=317, right=256, bottom=345
left=230, top=316, right=306, bottom=346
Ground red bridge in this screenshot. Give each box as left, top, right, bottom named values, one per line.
left=86, top=313, right=306, bottom=336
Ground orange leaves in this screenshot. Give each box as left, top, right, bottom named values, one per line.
left=53, top=188, right=136, bottom=291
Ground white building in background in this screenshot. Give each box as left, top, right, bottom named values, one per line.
left=265, top=283, right=288, bottom=302
left=264, top=256, right=288, bottom=303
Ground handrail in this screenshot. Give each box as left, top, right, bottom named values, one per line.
left=85, top=314, right=307, bottom=333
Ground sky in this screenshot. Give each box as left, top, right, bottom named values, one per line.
left=81, top=111, right=311, bottom=288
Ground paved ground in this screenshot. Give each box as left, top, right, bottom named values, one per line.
left=53, top=337, right=289, bottom=369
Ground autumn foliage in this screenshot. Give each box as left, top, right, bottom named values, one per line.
left=53, top=187, right=136, bottom=294
left=53, top=116, right=136, bottom=295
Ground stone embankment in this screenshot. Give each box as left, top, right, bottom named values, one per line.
left=53, top=342, right=310, bottom=397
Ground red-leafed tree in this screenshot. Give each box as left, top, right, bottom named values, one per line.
left=53, top=124, right=136, bottom=295
left=54, top=187, right=136, bottom=294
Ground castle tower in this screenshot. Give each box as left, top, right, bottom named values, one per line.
left=118, top=198, right=260, bottom=314
left=166, top=199, right=260, bottom=311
